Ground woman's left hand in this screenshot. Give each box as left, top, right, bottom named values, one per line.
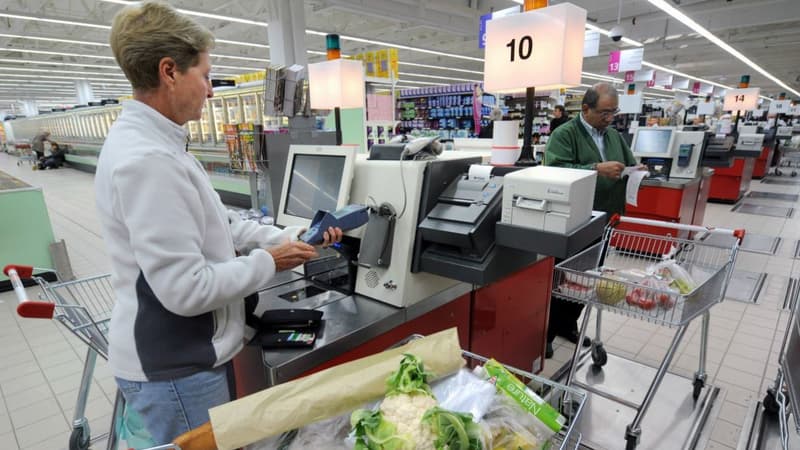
left=320, top=227, right=344, bottom=247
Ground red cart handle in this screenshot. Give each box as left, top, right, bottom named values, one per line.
left=3, top=265, right=55, bottom=319
left=608, top=215, right=746, bottom=243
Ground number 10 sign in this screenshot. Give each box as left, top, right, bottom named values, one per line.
left=723, top=88, right=760, bottom=112
left=483, top=3, right=586, bottom=92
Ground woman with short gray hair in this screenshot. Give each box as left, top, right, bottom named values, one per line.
left=96, top=2, right=340, bottom=443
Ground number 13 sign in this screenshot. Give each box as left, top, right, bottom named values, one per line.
left=723, top=88, right=760, bottom=112
left=483, top=3, right=586, bottom=92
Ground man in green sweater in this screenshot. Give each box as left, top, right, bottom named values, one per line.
left=544, top=82, right=640, bottom=358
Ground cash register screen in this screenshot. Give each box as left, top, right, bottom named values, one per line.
left=284, top=154, right=346, bottom=219
left=632, top=128, right=674, bottom=158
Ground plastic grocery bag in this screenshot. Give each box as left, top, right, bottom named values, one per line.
left=646, top=260, right=697, bottom=295
left=431, top=368, right=496, bottom=421
left=481, top=395, right=557, bottom=450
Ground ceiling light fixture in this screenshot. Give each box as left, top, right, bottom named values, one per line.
left=0, top=47, right=115, bottom=60
left=0, top=58, right=120, bottom=70
left=648, top=0, right=799, bottom=97
left=0, top=73, right=131, bottom=83
left=306, top=30, right=484, bottom=63
left=0, top=12, right=110, bottom=29
left=2, top=67, right=127, bottom=77
left=216, top=39, right=269, bottom=49
left=99, top=0, right=268, bottom=27
left=398, top=72, right=481, bottom=83
left=0, top=33, right=109, bottom=46
left=400, top=62, right=483, bottom=75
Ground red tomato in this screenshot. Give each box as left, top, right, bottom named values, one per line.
left=639, top=297, right=657, bottom=310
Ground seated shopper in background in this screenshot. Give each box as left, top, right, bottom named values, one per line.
left=95, top=2, right=342, bottom=444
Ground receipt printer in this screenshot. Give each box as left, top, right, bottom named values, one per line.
left=501, top=166, right=596, bottom=234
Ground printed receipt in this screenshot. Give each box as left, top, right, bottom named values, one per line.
left=624, top=166, right=648, bottom=207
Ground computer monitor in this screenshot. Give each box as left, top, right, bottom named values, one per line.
left=276, top=145, right=358, bottom=229
left=631, top=127, right=677, bottom=160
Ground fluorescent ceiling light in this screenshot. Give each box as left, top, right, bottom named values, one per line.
left=211, top=54, right=269, bottom=63
left=99, top=0, right=269, bottom=27
left=582, top=72, right=622, bottom=83
left=401, top=62, right=483, bottom=75
left=648, top=0, right=799, bottom=97
left=397, top=80, right=448, bottom=86
left=0, top=73, right=130, bottom=83
left=306, top=30, right=484, bottom=63
left=0, top=58, right=119, bottom=70
left=398, top=72, right=481, bottom=83
left=216, top=39, right=269, bottom=49
left=0, top=12, right=110, bottom=29
left=2, top=67, right=126, bottom=77
left=0, top=33, right=109, bottom=46
left=1, top=78, right=74, bottom=84
left=0, top=47, right=115, bottom=60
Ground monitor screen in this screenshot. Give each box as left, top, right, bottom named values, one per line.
left=633, top=129, right=673, bottom=154
left=284, top=154, right=346, bottom=219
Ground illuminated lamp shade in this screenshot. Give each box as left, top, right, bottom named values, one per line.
left=308, top=58, right=365, bottom=110
left=483, top=3, right=586, bottom=93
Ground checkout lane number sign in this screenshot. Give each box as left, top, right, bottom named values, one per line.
left=723, top=88, right=760, bottom=112
left=483, top=4, right=586, bottom=92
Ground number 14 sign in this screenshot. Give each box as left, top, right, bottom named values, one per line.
left=723, top=88, right=760, bottom=112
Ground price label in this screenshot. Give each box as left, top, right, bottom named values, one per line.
left=769, top=100, right=791, bottom=114
left=723, top=88, right=760, bottom=111
left=484, top=3, right=587, bottom=92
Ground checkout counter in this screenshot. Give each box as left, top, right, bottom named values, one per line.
left=624, top=127, right=714, bottom=238
left=705, top=127, right=764, bottom=203
left=233, top=144, right=605, bottom=396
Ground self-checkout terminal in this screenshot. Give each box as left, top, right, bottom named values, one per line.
left=631, top=127, right=707, bottom=179
left=253, top=143, right=604, bottom=341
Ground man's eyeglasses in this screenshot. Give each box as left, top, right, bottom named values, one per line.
left=594, top=108, right=620, bottom=118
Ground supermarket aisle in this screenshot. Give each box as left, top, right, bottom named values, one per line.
left=1, top=150, right=799, bottom=449
left=0, top=152, right=115, bottom=450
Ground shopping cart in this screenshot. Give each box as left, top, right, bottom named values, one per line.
left=552, top=215, right=744, bottom=449
left=3, top=264, right=124, bottom=450
left=13, top=141, right=36, bottom=166
left=143, top=346, right=588, bottom=450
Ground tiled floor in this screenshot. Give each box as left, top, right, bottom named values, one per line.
left=1, top=150, right=799, bottom=449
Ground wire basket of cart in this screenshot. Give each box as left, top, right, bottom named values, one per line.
left=552, top=215, right=745, bottom=449
left=3, top=264, right=125, bottom=450
left=141, top=340, right=588, bottom=450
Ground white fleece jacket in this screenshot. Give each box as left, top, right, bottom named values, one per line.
left=95, top=99, right=299, bottom=381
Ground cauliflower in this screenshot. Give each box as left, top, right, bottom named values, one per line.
left=379, top=392, right=438, bottom=450
left=351, top=354, right=483, bottom=450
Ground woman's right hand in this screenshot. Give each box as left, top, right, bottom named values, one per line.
left=267, top=241, right=318, bottom=271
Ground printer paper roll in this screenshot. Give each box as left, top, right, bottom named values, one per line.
left=491, top=120, right=521, bottom=166
left=468, top=164, right=493, bottom=181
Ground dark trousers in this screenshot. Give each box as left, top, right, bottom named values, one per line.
left=547, top=297, right=585, bottom=343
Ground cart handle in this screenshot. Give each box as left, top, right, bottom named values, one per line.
left=608, top=214, right=746, bottom=242
left=3, top=264, right=56, bottom=319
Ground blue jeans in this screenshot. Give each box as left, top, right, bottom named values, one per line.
left=115, top=365, right=231, bottom=446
